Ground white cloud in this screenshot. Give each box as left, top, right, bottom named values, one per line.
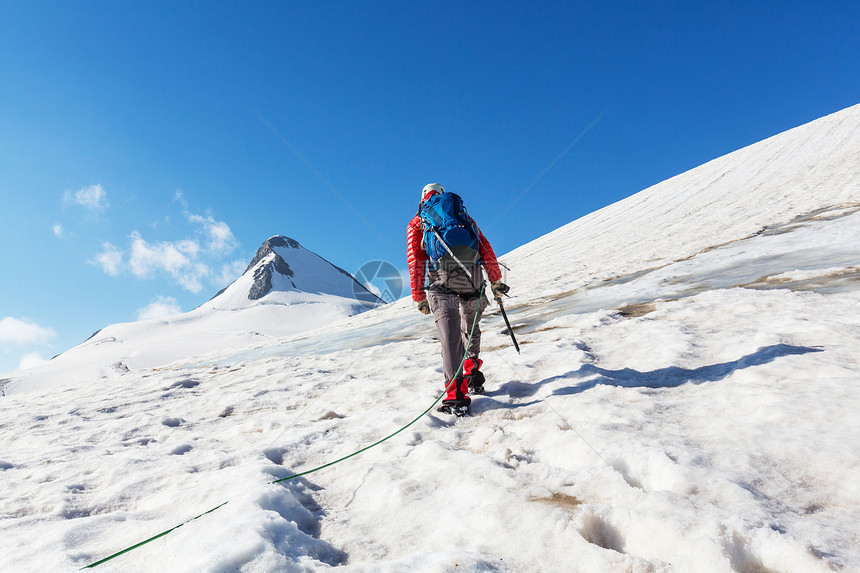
left=187, top=213, right=237, bottom=255
left=0, top=317, right=57, bottom=346
left=127, top=232, right=209, bottom=293
left=88, top=197, right=239, bottom=294
left=137, top=296, right=182, bottom=321
left=174, top=189, right=189, bottom=210
left=65, top=184, right=108, bottom=211
left=215, top=260, right=247, bottom=287
left=129, top=232, right=194, bottom=277
left=92, top=242, right=124, bottom=276
left=177, top=239, right=201, bottom=259
left=18, top=352, right=48, bottom=370
left=52, top=224, right=64, bottom=238
left=175, top=262, right=210, bottom=294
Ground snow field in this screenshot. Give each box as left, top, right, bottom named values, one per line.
left=5, top=261, right=855, bottom=571
left=486, top=290, right=858, bottom=572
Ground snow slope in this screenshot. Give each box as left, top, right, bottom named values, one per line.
left=1, top=104, right=859, bottom=572
left=1, top=236, right=381, bottom=395
left=501, top=103, right=860, bottom=303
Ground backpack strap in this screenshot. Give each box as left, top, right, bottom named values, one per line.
left=419, top=196, right=445, bottom=229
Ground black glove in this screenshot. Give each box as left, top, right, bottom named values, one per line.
left=491, top=281, right=510, bottom=299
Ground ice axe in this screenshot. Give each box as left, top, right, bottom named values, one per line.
left=494, top=293, right=520, bottom=354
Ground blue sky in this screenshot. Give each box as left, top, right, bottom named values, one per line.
left=1, top=1, right=858, bottom=374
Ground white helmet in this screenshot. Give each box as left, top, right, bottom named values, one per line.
left=421, top=183, right=444, bottom=200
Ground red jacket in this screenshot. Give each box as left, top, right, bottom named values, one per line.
left=407, top=205, right=502, bottom=302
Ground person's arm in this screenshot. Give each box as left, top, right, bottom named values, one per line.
left=407, top=216, right=428, bottom=301
left=473, top=221, right=502, bottom=283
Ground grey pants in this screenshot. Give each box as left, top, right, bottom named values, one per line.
left=427, top=290, right=489, bottom=381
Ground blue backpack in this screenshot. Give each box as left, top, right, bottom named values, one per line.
left=419, top=192, right=481, bottom=272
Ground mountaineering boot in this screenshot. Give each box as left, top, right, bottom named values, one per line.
left=439, top=375, right=470, bottom=416
left=437, top=402, right=470, bottom=417
left=467, top=369, right=485, bottom=395
left=463, top=358, right=485, bottom=395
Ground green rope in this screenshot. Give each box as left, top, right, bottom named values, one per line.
left=81, top=283, right=486, bottom=569
left=81, top=502, right=229, bottom=569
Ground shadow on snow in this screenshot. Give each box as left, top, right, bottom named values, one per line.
left=491, top=344, right=823, bottom=401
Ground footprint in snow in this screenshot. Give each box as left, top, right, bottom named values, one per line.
left=577, top=510, right=627, bottom=554
left=264, top=448, right=285, bottom=465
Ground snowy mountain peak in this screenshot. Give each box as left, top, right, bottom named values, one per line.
left=4, top=235, right=383, bottom=393
left=211, top=235, right=382, bottom=308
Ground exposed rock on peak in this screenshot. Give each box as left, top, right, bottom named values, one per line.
left=249, top=256, right=294, bottom=301
left=245, top=236, right=301, bottom=274
left=246, top=236, right=300, bottom=300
